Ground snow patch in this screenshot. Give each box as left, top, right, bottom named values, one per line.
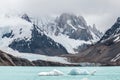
left=0, top=15, right=33, bottom=47
left=114, top=36, right=120, bottom=42
left=67, top=20, right=77, bottom=30
left=47, top=34, right=92, bottom=54
left=111, top=53, right=120, bottom=62
left=78, top=25, right=85, bottom=29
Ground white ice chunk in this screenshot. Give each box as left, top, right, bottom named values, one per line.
left=38, top=69, right=64, bottom=76
left=68, top=68, right=96, bottom=75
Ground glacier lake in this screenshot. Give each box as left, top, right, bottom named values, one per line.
left=0, top=66, right=120, bottom=80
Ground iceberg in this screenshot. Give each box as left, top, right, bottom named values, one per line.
left=38, top=69, right=64, bottom=76
left=68, top=68, right=96, bottom=75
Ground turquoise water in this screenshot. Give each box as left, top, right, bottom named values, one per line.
left=0, top=66, right=120, bottom=80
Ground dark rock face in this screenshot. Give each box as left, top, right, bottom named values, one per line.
left=9, top=25, right=68, bottom=56
left=69, top=29, right=93, bottom=41
left=8, top=54, right=34, bottom=66
left=54, top=13, right=102, bottom=41
left=0, top=50, right=34, bottom=66
left=9, top=39, right=32, bottom=53
left=2, top=30, right=14, bottom=38
left=21, top=14, right=32, bottom=22
left=100, top=17, right=120, bottom=42
left=0, top=51, right=15, bottom=66
left=79, top=42, right=120, bottom=66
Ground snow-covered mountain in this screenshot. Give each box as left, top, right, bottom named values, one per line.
left=39, top=13, right=103, bottom=53
left=0, top=13, right=102, bottom=56
left=41, top=13, right=102, bottom=40
left=0, top=14, right=68, bottom=56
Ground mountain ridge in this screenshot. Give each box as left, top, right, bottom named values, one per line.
left=67, top=17, right=120, bottom=66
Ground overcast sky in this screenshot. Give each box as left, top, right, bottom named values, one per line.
left=0, top=0, right=120, bottom=32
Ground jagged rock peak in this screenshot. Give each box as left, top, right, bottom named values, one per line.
left=116, top=17, right=120, bottom=24
left=90, top=24, right=103, bottom=38
left=21, top=14, right=31, bottom=22
left=100, top=17, right=120, bottom=43
left=55, top=13, right=87, bottom=28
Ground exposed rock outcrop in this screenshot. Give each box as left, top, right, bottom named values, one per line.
left=0, top=50, right=34, bottom=66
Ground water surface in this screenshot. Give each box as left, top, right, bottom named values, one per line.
left=0, top=66, right=120, bottom=80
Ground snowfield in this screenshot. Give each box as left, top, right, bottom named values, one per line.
left=0, top=15, right=33, bottom=48
left=0, top=15, right=33, bottom=40
left=47, top=34, right=92, bottom=54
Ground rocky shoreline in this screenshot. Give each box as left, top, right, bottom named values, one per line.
left=0, top=49, right=120, bottom=66
left=0, top=50, right=79, bottom=66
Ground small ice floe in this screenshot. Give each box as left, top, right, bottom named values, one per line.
left=68, top=68, right=96, bottom=75
left=38, top=69, right=64, bottom=76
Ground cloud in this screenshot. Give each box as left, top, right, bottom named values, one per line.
left=0, top=0, right=120, bottom=32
